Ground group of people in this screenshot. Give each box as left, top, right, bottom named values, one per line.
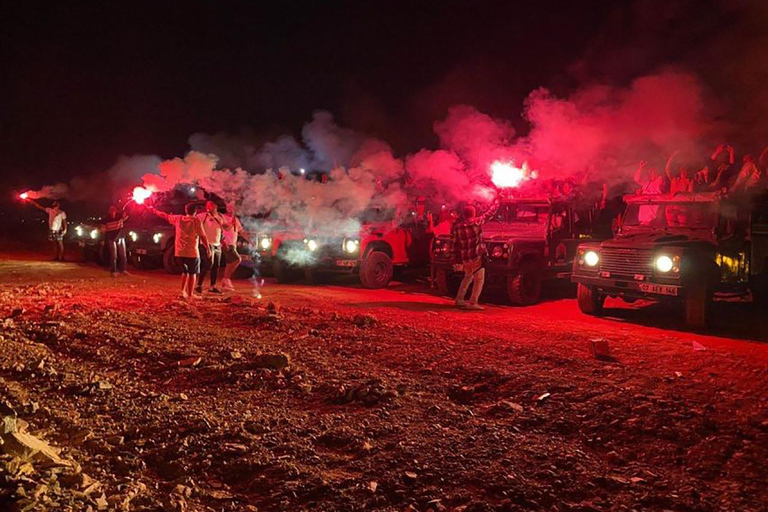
left=25, top=196, right=249, bottom=300
left=634, top=144, right=768, bottom=198
left=148, top=201, right=248, bottom=299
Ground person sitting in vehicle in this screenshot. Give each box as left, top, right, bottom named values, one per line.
left=694, top=143, right=735, bottom=192
left=730, top=154, right=764, bottom=196
left=634, top=160, right=668, bottom=224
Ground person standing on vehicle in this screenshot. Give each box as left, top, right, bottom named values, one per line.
left=101, top=205, right=129, bottom=277
left=451, top=202, right=497, bottom=310
left=27, top=198, right=67, bottom=261
left=148, top=203, right=211, bottom=300
left=195, top=201, right=225, bottom=294
left=220, top=202, right=248, bottom=291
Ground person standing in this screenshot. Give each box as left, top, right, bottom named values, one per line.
left=27, top=199, right=67, bottom=261
left=220, top=202, right=248, bottom=291
left=101, top=205, right=129, bottom=277
left=450, top=202, right=496, bottom=311
left=195, top=201, right=225, bottom=294
left=149, top=203, right=211, bottom=300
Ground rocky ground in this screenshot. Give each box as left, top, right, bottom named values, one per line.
left=0, top=254, right=766, bottom=511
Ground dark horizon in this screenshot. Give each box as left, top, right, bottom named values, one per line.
left=3, top=1, right=767, bottom=194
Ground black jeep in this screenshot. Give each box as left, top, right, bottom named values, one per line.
left=431, top=197, right=599, bottom=305
left=572, top=192, right=768, bottom=328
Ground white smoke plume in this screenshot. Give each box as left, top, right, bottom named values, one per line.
left=25, top=155, right=162, bottom=202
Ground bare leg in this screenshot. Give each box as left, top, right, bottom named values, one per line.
left=187, top=275, right=198, bottom=298
left=456, top=268, right=473, bottom=305
left=180, top=274, right=189, bottom=298
left=58, top=240, right=65, bottom=261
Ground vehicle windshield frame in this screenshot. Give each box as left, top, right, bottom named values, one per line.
left=621, top=200, right=719, bottom=231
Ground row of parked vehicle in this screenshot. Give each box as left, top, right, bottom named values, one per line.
left=72, top=187, right=768, bottom=329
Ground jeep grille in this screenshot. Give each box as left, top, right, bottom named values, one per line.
left=600, top=248, right=654, bottom=276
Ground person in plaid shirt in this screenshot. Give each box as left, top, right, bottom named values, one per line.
left=451, top=201, right=497, bottom=310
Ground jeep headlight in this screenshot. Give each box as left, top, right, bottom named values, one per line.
left=152, top=233, right=162, bottom=244
left=89, top=229, right=99, bottom=240
left=491, top=245, right=503, bottom=258
left=75, top=225, right=84, bottom=237
left=259, top=236, right=272, bottom=250
left=129, top=231, right=138, bottom=242
left=583, top=250, right=599, bottom=267
left=305, top=239, right=319, bottom=252
left=655, top=255, right=675, bottom=273
left=343, top=238, right=359, bottom=254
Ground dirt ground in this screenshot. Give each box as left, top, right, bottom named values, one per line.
left=0, top=249, right=766, bottom=512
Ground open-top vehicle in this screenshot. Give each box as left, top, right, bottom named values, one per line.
left=572, top=192, right=768, bottom=328
left=431, top=197, right=600, bottom=305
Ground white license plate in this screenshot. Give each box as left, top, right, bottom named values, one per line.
left=639, top=283, right=678, bottom=296
left=135, top=248, right=148, bottom=255
left=452, top=264, right=464, bottom=272
left=336, top=259, right=357, bottom=267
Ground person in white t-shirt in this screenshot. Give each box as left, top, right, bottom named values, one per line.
left=149, top=203, right=211, bottom=300
left=220, top=202, right=248, bottom=291
left=195, top=201, right=226, bottom=294
left=28, top=199, right=68, bottom=261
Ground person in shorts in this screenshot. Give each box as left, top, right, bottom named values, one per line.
left=149, top=203, right=211, bottom=300
left=28, top=198, right=67, bottom=261
left=220, top=202, right=248, bottom=291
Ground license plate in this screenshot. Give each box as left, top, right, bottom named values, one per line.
left=639, top=283, right=678, bottom=296
left=336, top=259, right=357, bottom=267
left=452, top=264, right=464, bottom=272
left=135, top=248, right=148, bottom=255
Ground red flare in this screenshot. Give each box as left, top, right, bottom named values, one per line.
left=19, top=192, right=29, bottom=200
left=132, top=186, right=153, bottom=204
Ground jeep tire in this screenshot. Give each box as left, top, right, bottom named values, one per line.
left=685, top=282, right=709, bottom=330
left=163, top=246, right=182, bottom=274
left=507, top=260, right=542, bottom=305
left=274, top=258, right=300, bottom=284
left=435, top=268, right=459, bottom=297
left=360, top=251, right=393, bottom=289
left=577, top=283, right=605, bottom=316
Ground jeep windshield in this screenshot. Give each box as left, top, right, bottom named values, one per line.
left=358, top=206, right=395, bottom=224
left=623, top=201, right=717, bottom=231
left=486, top=202, right=549, bottom=236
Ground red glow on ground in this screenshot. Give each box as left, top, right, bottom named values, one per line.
left=132, top=186, right=154, bottom=204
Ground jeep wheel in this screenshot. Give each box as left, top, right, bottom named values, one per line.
left=577, top=283, right=605, bottom=316
left=685, top=283, right=709, bottom=330
left=163, top=247, right=182, bottom=274
left=274, top=258, right=301, bottom=284
left=360, top=251, right=393, bottom=289
left=507, top=261, right=542, bottom=305
left=435, top=268, right=459, bottom=297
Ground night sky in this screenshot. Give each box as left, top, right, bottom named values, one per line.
left=2, top=1, right=765, bottom=193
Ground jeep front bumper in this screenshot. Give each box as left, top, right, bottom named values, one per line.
left=572, top=274, right=684, bottom=300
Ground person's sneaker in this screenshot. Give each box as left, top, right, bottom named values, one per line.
left=194, top=287, right=203, bottom=295
left=465, top=303, right=485, bottom=311
left=209, top=287, right=223, bottom=294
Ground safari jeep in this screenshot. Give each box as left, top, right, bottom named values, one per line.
left=276, top=205, right=432, bottom=289
left=572, top=192, right=768, bottom=329
left=431, top=197, right=599, bottom=305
